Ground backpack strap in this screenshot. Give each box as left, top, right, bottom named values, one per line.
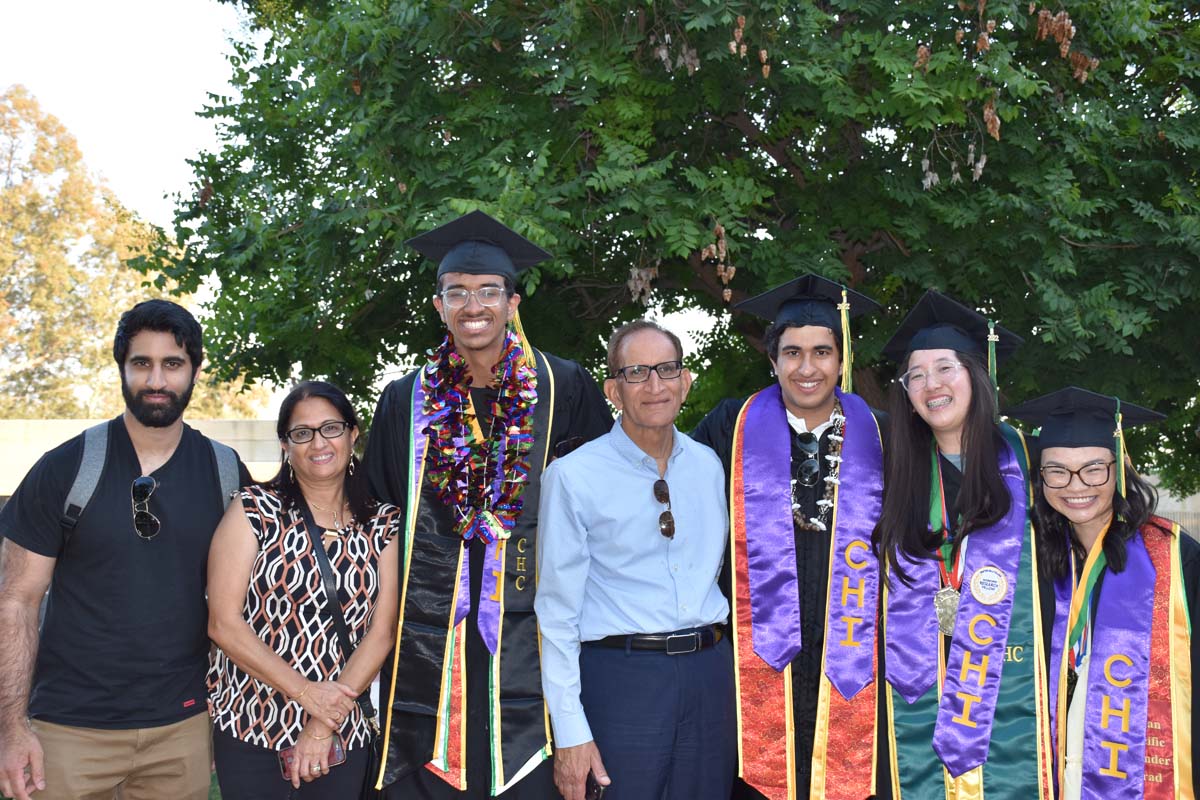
left=61, top=421, right=111, bottom=542
left=209, top=439, right=240, bottom=510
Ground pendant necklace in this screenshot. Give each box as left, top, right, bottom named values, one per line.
left=930, top=446, right=963, bottom=637
left=309, top=497, right=349, bottom=536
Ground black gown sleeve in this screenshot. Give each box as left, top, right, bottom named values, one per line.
left=363, top=376, right=414, bottom=508
left=558, top=358, right=612, bottom=448
left=688, top=397, right=745, bottom=482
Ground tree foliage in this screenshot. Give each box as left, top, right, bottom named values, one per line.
left=153, top=1, right=1200, bottom=491
left=0, top=85, right=268, bottom=420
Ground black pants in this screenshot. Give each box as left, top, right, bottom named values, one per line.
left=213, top=729, right=370, bottom=800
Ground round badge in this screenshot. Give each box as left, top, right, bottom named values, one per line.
left=970, top=566, right=1008, bottom=605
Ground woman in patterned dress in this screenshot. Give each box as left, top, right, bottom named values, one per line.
left=207, top=381, right=403, bottom=798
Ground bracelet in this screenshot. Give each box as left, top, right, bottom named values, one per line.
left=306, top=731, right=332, bottom=741
left=293, top=683, right=310, bottom=701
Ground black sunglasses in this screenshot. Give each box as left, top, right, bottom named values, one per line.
left=794, top=432, right=820, bottom=488
left=131, top=476, right=160, bottom=540
left=654, top=479, right=675, bottom=539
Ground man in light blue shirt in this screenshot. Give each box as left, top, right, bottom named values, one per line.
left=536, top=319, right=733, bottom=800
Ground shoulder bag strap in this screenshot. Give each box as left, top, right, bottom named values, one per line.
left=297, top=499, right=379, bottom=725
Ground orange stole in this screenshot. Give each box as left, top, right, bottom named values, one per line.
left=426, top=618, right=468, bottom=790
left=1142, top=519, right=1194, bottom=800
left=730, top=405, right=877, bottom=800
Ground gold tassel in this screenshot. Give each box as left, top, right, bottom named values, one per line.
left=839, top=288, right=853, bottom=393
left=511, top=308, right=536, bottom=368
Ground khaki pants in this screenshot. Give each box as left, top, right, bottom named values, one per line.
left=30, top=713, right=211, bottom=800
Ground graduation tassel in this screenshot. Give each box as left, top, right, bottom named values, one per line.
left=1114, top=398, right=1128, bottom=498
left=510, top=308, right=536, bottom=369
left=839, top=287, right=853, bottom=393
left=987, top=319, right=1000, bottom=420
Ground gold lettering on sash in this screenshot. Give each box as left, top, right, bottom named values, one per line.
left=494, top=541, right=506, bottom=562
left=1104, top=653, right=1133, bottom=687
left=968, top=613, right=996, bottom=646
left=1005, top=645, right=1024, bottom=662
left=960, top=650, right=990, bottom=688
left=515, top=575, right=527, bottom=591
left=489, top=569, right=504, bottom=602
left=516, top=537, right=528, bottom=553
left=840, top=616, right=864, bottom=647
left=517, top=556, right=527, bottom=572
left=1101, top=694, right=1131, bottom=734
left=842, top=577, right=865, bottom=608
left=845, top=540, right=869, bottom=569
left=952, top=692, right=983, bottom=728
left=1099, top=741, right=1129, bottom=779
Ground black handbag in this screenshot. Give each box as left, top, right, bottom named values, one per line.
left=299, top=500, right=386, bottom=800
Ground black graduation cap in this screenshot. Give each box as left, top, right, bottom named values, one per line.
left=1007, top=386, right=1164, bottom=451
left=406, top=210, right=552, bottom=280
left=882, top=290, right=1024, bottom=364
left=735, top=274, right=881, bottom=333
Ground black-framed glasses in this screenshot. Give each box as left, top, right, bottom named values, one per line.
left=1041, top=461, right=1116, bottom=489
left=131, top=476, right=160, bottom=540
left=284, top=421, right=351, bottom=445
left=614, top=361, right=684, bottom=383
left=794, top=432, right=820, bottom=488
left=438, top=287, right=507, bottom=309
left=654, top=479, right=675, bottom=539
left=898, top=359, right=963, bottom=392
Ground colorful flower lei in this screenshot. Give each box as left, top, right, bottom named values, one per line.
left=420, top=330, right=538, bottom=544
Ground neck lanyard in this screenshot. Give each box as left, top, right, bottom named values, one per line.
left=930, top=446, right=964, bottom=590
left=1065, top=517, right=1112, bottom=669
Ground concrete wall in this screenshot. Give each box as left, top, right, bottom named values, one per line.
left=0, top=419, right=281, bottom=501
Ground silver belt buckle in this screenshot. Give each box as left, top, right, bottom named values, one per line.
left=665, top=632, right=700, bottom=655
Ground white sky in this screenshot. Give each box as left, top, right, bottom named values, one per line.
left=0, top=0, right=247, bottom=228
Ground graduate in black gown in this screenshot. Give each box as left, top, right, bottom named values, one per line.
left=692, top=275, right=887, bottom=800
left=1010, top=387, right=1199, bottom=800
left=363, top=211, right=611, bottom=800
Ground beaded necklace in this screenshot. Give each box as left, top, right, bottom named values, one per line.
left=420, top=331, right=537, bottom=544
left=792, top=399, right=846, bottom=532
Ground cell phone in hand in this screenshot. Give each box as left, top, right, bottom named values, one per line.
left=278, top=735, right=347, bottom=779
left=585, top=771, right=606, bottom=800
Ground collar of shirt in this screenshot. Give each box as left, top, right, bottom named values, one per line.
left=608, top=416, right=684, bottom=472
left=786, top=408, right=834, bottom=438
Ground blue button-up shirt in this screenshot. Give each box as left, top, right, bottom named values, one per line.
left=535, top=418, right=730, bottom=747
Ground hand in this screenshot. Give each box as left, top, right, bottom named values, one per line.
left=295, top=680, right=357, bottom=730
left=289, top=724, right=335, bottom=789
left=554, top=740, right=609, bottom=800
left=0, top=721, right=45, bottom=800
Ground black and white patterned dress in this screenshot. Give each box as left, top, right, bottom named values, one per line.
left=207, top=485, right=401, bottom=750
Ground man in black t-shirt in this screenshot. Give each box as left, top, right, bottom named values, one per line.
left=0, top=300, right=248, bottom=800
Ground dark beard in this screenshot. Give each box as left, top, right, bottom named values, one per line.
left=121, top=380, right=194, bottom=427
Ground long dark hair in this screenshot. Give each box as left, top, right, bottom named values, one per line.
left=873, top=350, right=1012, bottom=584
left=1034, top=462, right=1159, bottom=580
left=267, top=380, right=378, bottom=524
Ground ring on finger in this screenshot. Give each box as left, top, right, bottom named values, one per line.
left=311, top=764, right=322, bottom=774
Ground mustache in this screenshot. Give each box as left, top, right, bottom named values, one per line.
left=135, top=389, right=181, bottom=401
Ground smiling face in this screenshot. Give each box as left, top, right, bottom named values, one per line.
left=120, top=330, right=197, bottom=428
left=432, top=271, right=520, bottom=356
left=281, top=396, right=359, bottom=485
left=770, top=325, right=840, bottom=425
left=604, top=328, right=692, bottom=440
left=904, top=348, right=972, bottom=451
left=1040, top=445, right=1117, bottom=535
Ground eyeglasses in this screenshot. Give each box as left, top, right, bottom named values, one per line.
left=438, top=287, right=507, bottom=309
left=614, top=360, right=684, bottom=383
left=899, top=359, right=963, bottom=392
left=131, top=476, right=160, bottom=540
left=654, top=479, right=675, bottom=539
left=1041, top=461, right=1116, bottom=489
left=285, top=421, right=351, bottom=445
left=794, top=432, right=820, bottom=488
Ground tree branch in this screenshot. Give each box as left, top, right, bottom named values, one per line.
left=722, top=111, right=807, bottom=190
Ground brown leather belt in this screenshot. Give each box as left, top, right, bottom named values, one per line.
left=589, top=626, right=721, bottom=655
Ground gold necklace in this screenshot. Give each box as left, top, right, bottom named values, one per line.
left=308, top=498, right=349, bottom=535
